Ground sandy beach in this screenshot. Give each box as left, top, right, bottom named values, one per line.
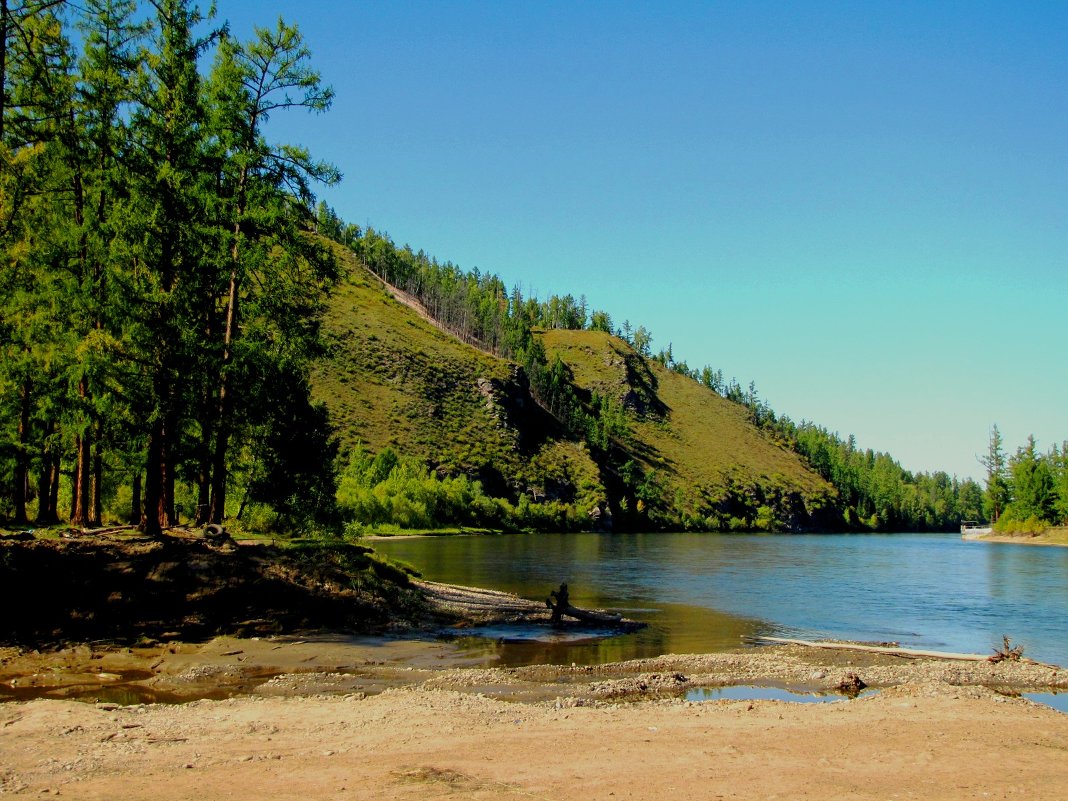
left=3, top=636, right=1067, bottom=800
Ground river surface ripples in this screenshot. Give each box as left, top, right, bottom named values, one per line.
left=374, top=532, right=1068, bottom=668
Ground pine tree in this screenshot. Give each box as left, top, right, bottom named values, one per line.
left=981, top=424, right=1009, bottom=523
left=1007, top=435, right=1056, bottom=523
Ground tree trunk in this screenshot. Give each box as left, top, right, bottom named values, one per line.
left=195, top=378, right=214, bottom=525
left=36, top=428, right=52, bottom=523
left=208, top=384, right=231, bottom=523
left=141, top=419, right=166, bottom=537
left=129, top=470, right=142, bottom=526
left=47, top=452, right=60, bottom=522
left=208, top=178, right=247, bottom=525
left=163, top=407, right=177, bottom=527
left=69, top=459, right=77, bottom=523
left=71, top=386, right=91, bottom=529
left=91, top=427, right=102, bottom=526
left=196, top=459, right=211, bottom=524
left=36, top=419, right=59, bottom=525
left=13, top=375, right=31, bottom=525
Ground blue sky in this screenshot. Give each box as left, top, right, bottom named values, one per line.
left=216, top=1, right=1066, bottom=480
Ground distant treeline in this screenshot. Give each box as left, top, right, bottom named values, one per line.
left=316, top=205, right=1004, bottom=533
left=979, top=426, right=1068, bottom=532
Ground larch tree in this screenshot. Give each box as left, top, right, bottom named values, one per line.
left=122, top=0, right=216, bottom=537
left=204, top=18, right=337, bottom=524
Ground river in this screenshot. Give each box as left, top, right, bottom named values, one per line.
left=373, top=532, right=1068, bottom=668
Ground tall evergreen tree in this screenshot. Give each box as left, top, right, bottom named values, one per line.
left=204, top=18, right=337, bottom=524
left=122, top=0, right=215, bottom=536
left=1007, top=435, right=1056, bottom=523
left=981, top=424, right=1009, bottom=523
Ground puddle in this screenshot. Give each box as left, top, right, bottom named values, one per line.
left=0, top=669, right=191, bottom=706
left=443, top=624, right=624, bottom=645
left=685, top=685, right=877, bottom=704
left=1022, top=692, right=1068, bottom=714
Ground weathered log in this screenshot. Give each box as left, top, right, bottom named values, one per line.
left=749, top=636, right=1055, bottom=667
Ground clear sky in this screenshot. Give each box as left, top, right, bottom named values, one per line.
left=216, top=0, right=1066, bottom=481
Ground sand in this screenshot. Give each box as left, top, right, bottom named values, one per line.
left=3, top=637, right=1068, bottom=800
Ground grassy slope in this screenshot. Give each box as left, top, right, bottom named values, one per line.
left=314, top=244, right=515, bottom=471
left=540, top=329, right=831, bottom=512
left=314, top=243, right=831, bottom=524
left=312, top=244, right=604, bottom=504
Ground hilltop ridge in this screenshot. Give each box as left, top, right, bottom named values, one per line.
left=312, top=242, right=836, bottom=532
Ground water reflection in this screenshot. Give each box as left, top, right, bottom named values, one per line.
left=1023, top=691, right=1068, bottom=714
left=685, top=685, right=878, bottom=704
left=374, top=532, right=1068, bottom=667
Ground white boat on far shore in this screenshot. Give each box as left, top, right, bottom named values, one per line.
left=960, top=521, right=993, bottom=539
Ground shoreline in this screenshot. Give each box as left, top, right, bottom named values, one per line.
left=2, top=636, right=1067, bottom=799
left=4, top=633, right=1066, bottom=707
left=3, top=534, right=1068, bottom=797
left=971, top=526, right=1068, bottom=547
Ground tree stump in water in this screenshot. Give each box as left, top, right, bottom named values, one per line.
left=546, top=583, right=571, bottom=626
left=545, top=583, right=639, bottom=629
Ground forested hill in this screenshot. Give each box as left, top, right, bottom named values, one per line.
left=314, top=215, right=989, bottom=534
left=313, top=239, right=837, bottom=532
left=0, top=1, right=988, bottom=536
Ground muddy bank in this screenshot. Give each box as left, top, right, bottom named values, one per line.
left=0, top=533, right=425, bottom=644
left=3, top=630, right=1066, bottom=709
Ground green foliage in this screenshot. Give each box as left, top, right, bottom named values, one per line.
left=981, top=424, right=1010, bottom=522
left=993, top=514, right=1048, bottom=535
left=337, top=446, right=500, bottom=530
left=334, top=441, right=605, bottom=533
left=973, top=431, right=1068, bottom=530
left=0, top=1, right=339, bottom=535
left=1005, top=435, right=1057, bottom=523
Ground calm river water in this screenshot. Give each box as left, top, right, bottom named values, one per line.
left=373, top=532, right=1068, bottom=668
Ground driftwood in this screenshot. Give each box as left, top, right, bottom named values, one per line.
left=750, top=636, right=1052, bottom=666
left=545, top=583, right=631, bottom=628
left=413, top=579, right=645, bottom=631
left=413, top=579, right=546, bottom=622
left=203, top=523, right=237, bottom=548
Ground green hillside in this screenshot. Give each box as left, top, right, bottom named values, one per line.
left=312, top=244, right=607, bottom=519
left=313, top=244, right=834, bottom=532
left=539, top=329, right=834, bottom=529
